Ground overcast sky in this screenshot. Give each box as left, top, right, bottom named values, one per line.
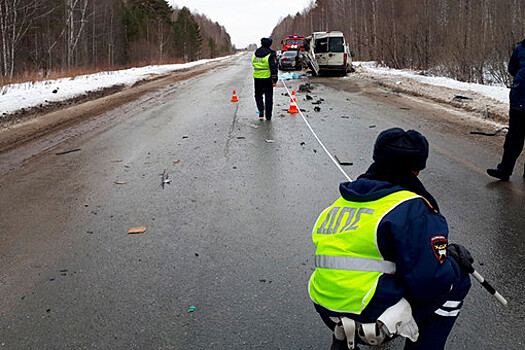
left=168, top=0, right=313, bottom=48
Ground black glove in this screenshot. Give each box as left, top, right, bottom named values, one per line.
left=447, top=243, right=474, bottom=273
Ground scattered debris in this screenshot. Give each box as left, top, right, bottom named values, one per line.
left=470, top=126, right=508, bottom=136
left=300, top=142, right=306, bottom=146
left=111, top=159, right=123, bottom=163
left=259, top=279, right=267, bottom=283
left=52, top=88, right=58, bottom=94
left=453, top=94, right=473, bottom=101
left=298, top=83, right=312, bottom=93
left=369, top=125, right=376, bottom=128
left=173, top=159, right=180, bottom=164
left=265, top=139, right=275, bottom=143
left=341, top=116, right=350, bottom=119
left=161, top=169, right=171, bottom=188
left=312, top=100, right=322, bottom=105
left=279, top=114, right=286, bottom=118
left=279, top=72, right=300, bottom=80
left=55, top=148, right=81, bottom=155
left=314, top=106, right=321, bottom=112
left=187, top=306, right=196, bottom=313
left=400, top=107, right=411, bottom=110
left=182, top=135, right=189, bottom=139
left=236, top=136, right=246, bottom=139
left=305, top=95, right=313, bottom=100
left=128, top=226, right=146, bottom=234
left=114, top=181, right=128, bottom=185
left=334, top=155, right=354, bottom=166
left=250, top=124, right=259, bottom=129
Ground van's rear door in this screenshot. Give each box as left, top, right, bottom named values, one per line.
left=326, top=36, right=345, bottom=67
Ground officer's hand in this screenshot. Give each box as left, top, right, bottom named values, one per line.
left=447, top=243, right=474, bottom=273
left=272, top=83, right=277, bottom=87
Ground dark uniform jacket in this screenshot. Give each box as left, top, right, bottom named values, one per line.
left=316, top=178, right=466, bottom=322
left=254, top=46, right=278, bottom=84
left=509, top=38, right=525, bottom=110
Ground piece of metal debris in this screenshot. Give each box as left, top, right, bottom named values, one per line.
left=453, top=95, right=473, bottom=101
left=173, top=159, right=180, bottom=164
left=161, top=169, right=171, bottom=188
left=114, top=181, right=128, bottom=185
left=265, top=139, right=275, bottom=143
left=334, top=155, right=354, bottom=166
left=55, top=148, right=81, bottom=155
left=470, top=126, right=508, bottom=136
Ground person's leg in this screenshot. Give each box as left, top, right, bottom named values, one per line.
left=498, top=109, right=525, bottom=175
left=264, top=79, right=274, bottom=119
left=404, top=274, right=471, bottom=350
left=254, top=78, right=264, bottom=116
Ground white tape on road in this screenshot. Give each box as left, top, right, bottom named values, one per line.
left=281, top=80, right=352, bottom=182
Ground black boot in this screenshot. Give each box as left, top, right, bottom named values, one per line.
left=258, top=110, right=264, bottom=119
left=487, top=168, right=510, bottom=181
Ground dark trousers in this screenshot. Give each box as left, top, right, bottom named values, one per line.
left=498, top=108, right=525, bottom=175
left=317, top=274, right=471, bottom=350
left=254, top=78, right=274, bottom=117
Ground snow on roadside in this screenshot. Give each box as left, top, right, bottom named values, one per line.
left=354, top=61, right=509, bottom=104
left=0, top=54, right=238, bottom=117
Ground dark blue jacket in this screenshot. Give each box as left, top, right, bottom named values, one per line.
left=317, top=178, right=464, bottom=322
left=254, top=46, right=278, bottom=84
left=509, top=38, right=525, bottom=110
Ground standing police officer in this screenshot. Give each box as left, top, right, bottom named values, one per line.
left=252, top=37, right=278, bottom=120
left=487, top=37, right=525, bottom=181
left=309, top=128, right=472, bottom=350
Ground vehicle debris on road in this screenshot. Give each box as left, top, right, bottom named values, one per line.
left=55, top=148, right=81, bottom=155
left=128, top=226, right=146, bottom=234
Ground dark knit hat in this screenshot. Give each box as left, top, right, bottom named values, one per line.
left=261, top=37, right=273, bottom=47
left=373, top=127, right=429, bottom=171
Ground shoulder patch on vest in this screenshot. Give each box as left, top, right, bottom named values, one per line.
left=431, top=235, right=448, bottom=263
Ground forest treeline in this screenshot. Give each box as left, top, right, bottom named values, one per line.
left=271, top=0, right=525, bottom=85
left=0, top=0, right=235, bottom=84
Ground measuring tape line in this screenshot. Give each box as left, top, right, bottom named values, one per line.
left=281, top=80, right=352, bottom=182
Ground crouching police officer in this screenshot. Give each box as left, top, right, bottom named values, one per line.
left=309, top=128, right=473, bottom=350
left=252, top=37, right=278, bottom=120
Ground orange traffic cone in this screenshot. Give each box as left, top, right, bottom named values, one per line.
left=287, top=91, right=299, bottom=113
left=231, top=90, right=239, bottom=102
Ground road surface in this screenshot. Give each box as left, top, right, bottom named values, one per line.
left=0, top=54, right=523, bottom=349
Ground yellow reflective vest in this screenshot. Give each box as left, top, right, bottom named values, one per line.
left=308, top=190, right=421, bottom=314
left=252, top=53, right=271, bottom=78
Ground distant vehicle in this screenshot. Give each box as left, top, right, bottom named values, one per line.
left=282, top=34, right=305, bottom=51
left=304, top=31, right=354, bottom=76
left=279, top=50, right=302, bottom=70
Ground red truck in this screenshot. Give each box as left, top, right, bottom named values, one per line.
left=282, top=34, right=305, bottom=51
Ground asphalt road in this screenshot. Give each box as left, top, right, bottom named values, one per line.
left=0, top=54, right=523, bottom=349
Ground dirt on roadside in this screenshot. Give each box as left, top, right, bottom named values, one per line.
left=0, top=59, right=230, bottom=153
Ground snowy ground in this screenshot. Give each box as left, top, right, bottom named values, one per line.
left=0, top=55, right=239, bottom=118
left=0, top=57, right=511, bottom=124
left=351, top=62, right=510, bottom=124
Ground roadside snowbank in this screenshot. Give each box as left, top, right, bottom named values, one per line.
left=0, top=54, right=238, bottom=117
left=354, top=61, right=509, bottom=104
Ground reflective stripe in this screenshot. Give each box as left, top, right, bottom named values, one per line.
left=316, top=255, right=397, bottom=274
left=253, top=67, right=270, bottom=70
left=442, top=300, right=461, bottom=308
left=435, top=308, right=460, bottom=317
